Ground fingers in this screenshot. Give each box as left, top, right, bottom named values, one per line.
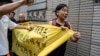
left=26, top=26, right=33, bottom=31
left=74, top=32, right=81, bottom=38
left=61, top=26, right=68, bottom=30
left=24, top=26, right=32, bottom=31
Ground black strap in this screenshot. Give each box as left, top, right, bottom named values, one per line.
left=65, top=21, right=71, bottom=29
left=52, top=19, right=71, bottom=29
left=52, top=18, right=57, bottom=26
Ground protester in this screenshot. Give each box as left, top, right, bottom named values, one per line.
left=8, top=12, right=16, bottom=51
left=0, top=0, right=33, bottom=56
left=17, top=13, right=27, bottom=23
left=48, top=4, right=80, bottom=56
left=8, top=12, right=16, bottom=22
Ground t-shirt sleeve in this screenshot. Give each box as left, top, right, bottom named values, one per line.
left=8, top=18, right=18, bottom=29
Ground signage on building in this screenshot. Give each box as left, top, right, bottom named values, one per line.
left=27, top=0, right=47, bottom=21
left=27, top=10, right=46, bottom=21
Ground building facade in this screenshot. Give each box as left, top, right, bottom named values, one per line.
left=14, top=0, right=100, bottom=56
left=66, top=0, right=100, bottom=56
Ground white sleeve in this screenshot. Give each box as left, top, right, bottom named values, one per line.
left=8, top=18, right=18, bottom=29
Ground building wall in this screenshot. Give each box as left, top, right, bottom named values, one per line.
left=66, top=0, right=100, bottom=56
left=90, top=2, right=100, bottom=56
left=66, top=0, right=93, bottom=56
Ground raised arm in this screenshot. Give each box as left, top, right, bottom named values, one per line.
left=0, top=0, right=33, bottom=18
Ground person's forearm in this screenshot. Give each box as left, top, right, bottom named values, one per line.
left=15, top=25, right=32, bottom=30
left=0, top=1, right=24, bottom=17
left=15, top=25, right=26, bottom=29
left=71, top=37, right=79, bottom=42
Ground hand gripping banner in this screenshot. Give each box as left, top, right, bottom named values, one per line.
left=12, top=22, right=74, bottom=56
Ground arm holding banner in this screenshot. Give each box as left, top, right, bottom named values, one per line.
left=49, top=21, right=80, bottom=42
left=0, top=0, right=34, bottom=18
left=71, top=32, right=80, bottom=42
left=60, top=23, right=80, bottom=42
left=15, top=24, right=32, bottom=30
left=63, top=22, right=80, bottom=42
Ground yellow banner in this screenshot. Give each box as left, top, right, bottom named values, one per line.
left=12, top=22, right=74, bottom=56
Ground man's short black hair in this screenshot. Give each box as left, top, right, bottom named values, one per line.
left=12, top=12, right=15, bottom=15
left=0, top=0, right=13, bottom=5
